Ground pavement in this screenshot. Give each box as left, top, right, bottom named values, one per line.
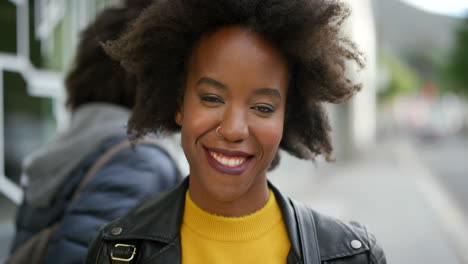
left=1, top=138, right=467, bottom=263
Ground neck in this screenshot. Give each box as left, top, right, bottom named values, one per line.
left=188, top=177, right=269, bottom=217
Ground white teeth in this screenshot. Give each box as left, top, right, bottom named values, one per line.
left=209, top=151, right=247, bottom=167
left=228, top=159, right=236, bottom=167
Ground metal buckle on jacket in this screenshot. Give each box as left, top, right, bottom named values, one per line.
left=110, top=243, right=137, bottom=262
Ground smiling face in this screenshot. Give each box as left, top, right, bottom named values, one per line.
left=175, top=26, right=289, bottom=217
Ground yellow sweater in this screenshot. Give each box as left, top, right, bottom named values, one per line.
left=181, top=190, right=291, bottom=264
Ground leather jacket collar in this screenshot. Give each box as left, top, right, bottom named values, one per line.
left=96, top=177, right=381, bottom=263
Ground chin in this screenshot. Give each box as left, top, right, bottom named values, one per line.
left=204, top=181, right=246, bottom=203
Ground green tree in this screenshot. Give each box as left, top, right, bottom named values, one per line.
left=378, top=53, right=421, bottom=103
left=446, top=15, right=468, bottom=97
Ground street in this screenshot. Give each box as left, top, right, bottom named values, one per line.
left=271, top=135, right=468, bottom=264
left=412, top=134, right=468, bottom=216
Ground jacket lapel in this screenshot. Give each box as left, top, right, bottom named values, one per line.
left=100, top=178, right=189, bottom=263
left=269, top=182, right=304, bottom=263
left=140, top=237, right=182, bottom=263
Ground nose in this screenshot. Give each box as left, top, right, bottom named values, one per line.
left=218, top=106, right=249, bottom=142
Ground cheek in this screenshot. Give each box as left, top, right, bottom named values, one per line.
left=180, top=101, right=219, bottom=141
left=253, top=116, right=284, bottom=155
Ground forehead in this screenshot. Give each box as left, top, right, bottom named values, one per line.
left=187, top=26, right=289, bottom=92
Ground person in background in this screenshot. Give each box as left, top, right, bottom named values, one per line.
left=9, top=0, right=182, bottom=263
left=85, top=0, right=386, bottom=263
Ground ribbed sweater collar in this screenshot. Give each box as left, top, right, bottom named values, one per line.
left=182, top=190, right=282, bottom=242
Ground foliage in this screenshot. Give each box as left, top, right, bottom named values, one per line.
left=445, top=15, right=468, bottom=97
left=377, top=53, right=422, bottom=103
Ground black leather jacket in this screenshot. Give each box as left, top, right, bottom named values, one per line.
left=85, top=178, right=386, bottom=264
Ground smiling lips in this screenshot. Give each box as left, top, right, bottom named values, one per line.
left=204, top=147, right=253, bottom=175
left=209, top=151, right=247, bottom=167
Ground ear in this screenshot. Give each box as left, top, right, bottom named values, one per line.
left=175, top=106, right=183, bottom=126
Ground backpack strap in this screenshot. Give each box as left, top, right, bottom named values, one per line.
left=5, top=140, right=132, bottom=264
left=290, top=198, right=322, bottom=264
left=71, top=140, right=131, bottom=201
left=72, top=137, right=179, bottom=201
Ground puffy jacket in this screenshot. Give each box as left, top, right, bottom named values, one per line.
left=11, top=135, right=180, bottom=264
left=85, top=178, right=386, bottom=264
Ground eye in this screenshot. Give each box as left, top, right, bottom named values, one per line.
left=200, top=94, right=224, bottom=104
left=252, top=104, right=275, bottom=114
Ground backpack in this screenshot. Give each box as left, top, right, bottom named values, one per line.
left=3, top=140, right=133, bottom=264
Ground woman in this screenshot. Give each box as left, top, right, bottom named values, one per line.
left=86, top=0, right=386, bottom=263
left=10, top=1, right=181, bottom=263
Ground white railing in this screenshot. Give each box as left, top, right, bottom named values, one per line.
left=1, top=0, right=120, bottom=204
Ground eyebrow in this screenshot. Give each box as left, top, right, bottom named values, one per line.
left=196, top=77, right=227, bottom=90
left=196, top=76, right=282, bottom=100
left=253, top=87, right=282, bottom=100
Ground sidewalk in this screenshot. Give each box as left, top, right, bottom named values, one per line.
left=270, top=139, right=468, bottom=264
